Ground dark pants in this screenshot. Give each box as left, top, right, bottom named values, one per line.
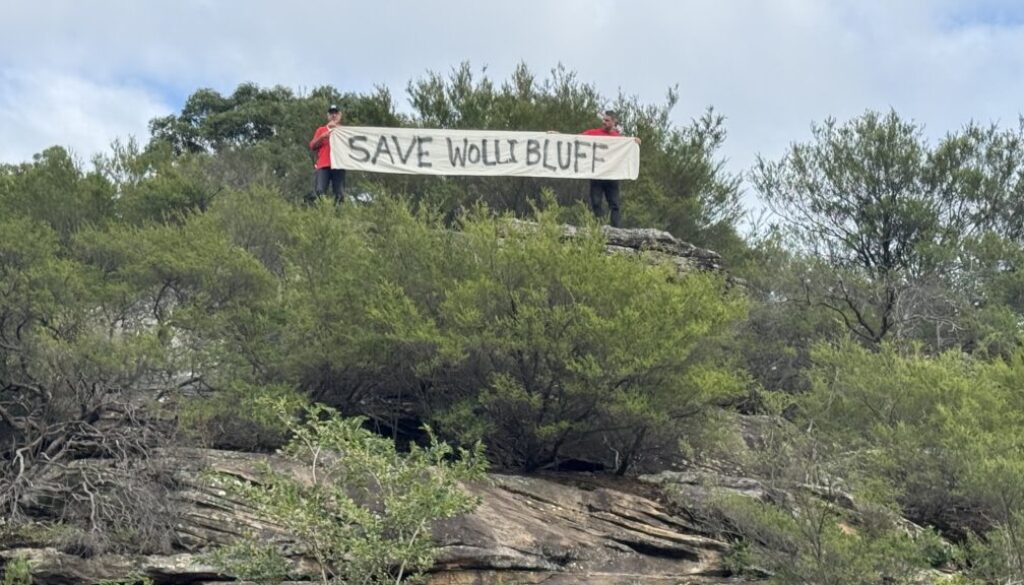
left=313, top=168, right=346, bottom=204
left=589, top=180, right=621, bottom=227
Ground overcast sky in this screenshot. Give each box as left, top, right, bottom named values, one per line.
left=4, top=0, right=1024, bottom=211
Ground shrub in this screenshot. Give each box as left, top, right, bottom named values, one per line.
left=209, top=397, right=486, bottom=585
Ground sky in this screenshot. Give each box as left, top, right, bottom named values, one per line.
left=4, top=0, right=1024, bottom=214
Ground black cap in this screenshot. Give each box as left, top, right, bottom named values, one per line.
left=327, top=104, right=340, bottom=113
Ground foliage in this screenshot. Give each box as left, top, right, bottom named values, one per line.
left=13, top=64, right=1024, bottom=583
left=177, top=383, right=306, bottom=451
left=424, top=206, right=746, bottom=472
left=405, top=63, right=744, bottom=252
left=145, top=65, right=743, bottom=252
left=959, top=511, right=1024, bottom=584
left=95, top=576, right=154, bottom=585
left=0, top=215, right=180, bottom=551
left=157, top=191, right=746, bottom=473
left=204, top=540, right=291, bottom=585
left=1, top=555, right=32, bottom=585
left=0, top=147, right=115, bottom=241
left=791, top=341, right=1024, bottom=541
left=0, top=153, right=279, bottom=552
left=210, top=399, right=486, bottom=585
left=716, top=492, right=933, bottom=585
left=754, top=110, right=1024, bottom=348
left=729, top=230, right=848, bottom=395
left=7, top=145, right=745, bottom=478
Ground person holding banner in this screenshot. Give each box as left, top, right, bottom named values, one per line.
left=581, top=111, right=638, bottom=228
left=309, top=104, right=346, bottom=204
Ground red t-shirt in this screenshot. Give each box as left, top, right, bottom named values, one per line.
left=581, top=127, right=621, bottom=137
left=310, top=126, right=332, bottom=169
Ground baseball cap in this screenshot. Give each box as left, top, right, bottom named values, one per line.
left=327, top=104, right=340, bottom=113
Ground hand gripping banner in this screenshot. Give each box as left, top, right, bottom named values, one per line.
left=330, top=126, right=639, bottom=180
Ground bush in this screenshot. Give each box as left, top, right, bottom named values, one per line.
left=209, top=398, right=486, bottom=585
left=197, top=196, right=745, bottom=473
left=715, top=493, right=932, bottom=585
left=1, top=555, right=32, bottom=585
left=793, top=342, right=1024, bottom=538
left=177, top=383, right=306, bottom=451
left=430, top=208, right=746, bottom=472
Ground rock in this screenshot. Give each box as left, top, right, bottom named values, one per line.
left=428, top=474, right=732, bottom=584
left=505, top=220, right=731, bottom=276
left=599, top=226, right=724, bottom=273
left=2, top=449, right=764, bottom=585
left=0, top=548, right=221, bottom=585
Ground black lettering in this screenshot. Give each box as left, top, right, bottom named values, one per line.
left=481, top=140, right=497, bottom=166
left=556, top=141, right=572, bottom=170
left=446, top=138, right=468, bottom=166
left=467, top=143, right=481, bottom=164
left=417, top=137, right=433, bottom=168
left=526, top=139, right=541, bottom=165
left=392, top=136, right=416, bottom=164
left=371, top=136, right=395, bottom=165
left=349, top=136, right=371, bottom=163
left=506, top=139, right=518, bottom=163
left=591, top=142, right=609, bottom=173
left=573, top=139, right=587, bottom=173
left=542, top=139, right=557, bottom=171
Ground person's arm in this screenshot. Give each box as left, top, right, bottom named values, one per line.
left=309, top=125, right=337, bottom=150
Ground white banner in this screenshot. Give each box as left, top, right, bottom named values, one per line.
left=330, top=126, right=639, bottom=180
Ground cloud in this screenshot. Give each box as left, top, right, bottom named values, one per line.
left=0, top=69, right=169, bottom=164
left=2, top=0, right=1024, bottom=196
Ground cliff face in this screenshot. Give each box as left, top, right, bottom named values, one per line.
left=1, top=448, right=764, bottom=585
left=0, top=226, right=751, bottom=585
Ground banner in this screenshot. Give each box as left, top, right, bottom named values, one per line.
left=330, top=126, right=639, bottom=180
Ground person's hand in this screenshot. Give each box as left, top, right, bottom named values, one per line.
left=634, top=137, right=642, bottom=145
left=326, top=121, right=339, bottom=129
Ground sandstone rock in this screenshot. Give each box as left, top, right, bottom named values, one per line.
left=2, top=449, right=764, bottom=584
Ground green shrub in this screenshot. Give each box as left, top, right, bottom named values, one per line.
left=793, top=342, right=1024, bottom=538
left=213, top=197, right=746, bottom=473
left=424, top=206, right=746, bottom=472
left=715, top=493, right=932, bottom=585
left=177, top=383, right=306, bottom=451
left=1, top=555, right=32, bottom=585
left=209, top=397, right=486, bottom=585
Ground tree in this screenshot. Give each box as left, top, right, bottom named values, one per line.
left=0, top=172, right=277, bottom=553
left=754, top=110, right=1024, bottom=348
left=0, top=216, right=176, bottom=553
left=148, top=83, right=404, bottom=205
left=147, top=65, right=745, bottom=252
left=404, top=63, right=745, bottom=252
left=421, top=206, right=746, bottom=473
left=0, top=147, right=115, bottom=241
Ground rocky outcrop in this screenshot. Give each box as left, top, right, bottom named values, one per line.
left=429, top=474, right=733, bottom=584
left=0, top=226, right=747, bottom=584
left=1, top=448, right=764, bottom=585
left=597, top=225, right=726, bottom=274
left=502, top=221, right=729, bottom=276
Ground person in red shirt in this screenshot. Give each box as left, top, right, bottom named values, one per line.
left=580, top=110, right=638, bottom=227
left=309, top=104, right=346, bottom=204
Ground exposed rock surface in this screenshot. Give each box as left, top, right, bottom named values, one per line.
left=503, top=221, right=729, bottom=276
left=1, top=448, right=763, bottom=585
left=0, top=227, right=749, bottom=584
left=429, top=473, right=736, bottom=584
left=597, top=225, right=726, bottom=274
